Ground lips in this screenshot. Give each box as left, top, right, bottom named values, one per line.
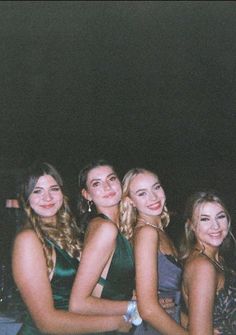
left=40, top=204, right=55, bottom=209
left=209, top=232, right=222, bottom=238
left=148, top=201, right=162, bottom=210
left=103, top=192, right=116, bottom=198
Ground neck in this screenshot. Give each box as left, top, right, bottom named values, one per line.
left=41, top=215, right=57, bottom=225
left=138, top=214, right=163, bottom=229
left=98, top=206, right=120, bottom=226
left=195, top=242, right=219, bottom=261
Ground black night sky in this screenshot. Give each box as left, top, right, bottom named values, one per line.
left=0, top=1, right=236, bottom=233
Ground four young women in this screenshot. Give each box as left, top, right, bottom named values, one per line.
left=12, top=160, right=236, bottom=334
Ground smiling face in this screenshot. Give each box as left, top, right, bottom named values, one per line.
left=82, top=165, right=122, bottom=211
left=193, top=202, right=229, bottom=249
left=29, top=174, right=63, bottom=223
left=128, top=171, right=166, bottom=217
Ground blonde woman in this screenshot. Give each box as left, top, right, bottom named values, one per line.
left=12, top=162, right=127, bottom=335
left=180, top=191, right=236, bottom=334
left=120, top=168, right=187, bottom=335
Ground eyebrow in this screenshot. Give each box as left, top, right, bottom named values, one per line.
left=34, top=184, right=59, bottom=189
left=200, top=210, right=225, bottom=217
left=134, top=182, right=160, bottom=194
left=89, top=173, right=116, bottom=183
left=134, top=188, right=146, bottom=194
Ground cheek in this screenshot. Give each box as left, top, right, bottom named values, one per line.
left=222, top=223, right=229, bottom=235
left=116, top=185, right=122, bottom=198
left=29, top=196, right=39, bottom=208
left=57, top=194, right=63, bottom=207
left=86, top=188, right=100, bottom=200
left=160, top=190, right=166, bottom=201
left=132, top=198, right=144, bottom=210
left=194, top=224, right=206, bottom=237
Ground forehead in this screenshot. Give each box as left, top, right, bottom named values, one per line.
left=35, top=174, right=58, bottom=187
left=195, top=201, right=225, bottom=216
left=87, top=165, right=115, bottom=181
left=130, top=172, right=159, bottom=191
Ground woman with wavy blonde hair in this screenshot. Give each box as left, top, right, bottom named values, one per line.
left=120, top=168, right=187, bottom=335
left=180, top=191, right=236, bottom=334
left=12, top=162, right=128, bottom=335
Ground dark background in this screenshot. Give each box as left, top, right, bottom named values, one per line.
left=0, top=1, right=236, bottom=236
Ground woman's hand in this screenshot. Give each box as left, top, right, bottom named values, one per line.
left=117, top=317, right=132, bottom=333
left=159, top=297, right=175, bottom=310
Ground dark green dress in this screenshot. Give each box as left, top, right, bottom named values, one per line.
left=18, top=239, right=79, bottom=335
left=85, top=214, right=135, bottom=335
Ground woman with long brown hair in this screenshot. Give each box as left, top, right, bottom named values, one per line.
left=12, top=162, right=127, bottom=335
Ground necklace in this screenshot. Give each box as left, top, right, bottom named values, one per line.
left=137, top=220, right=179, bottom=261
left=195, top=248, right=224, bottom=272
left=136, top=220, right=164, bottom=231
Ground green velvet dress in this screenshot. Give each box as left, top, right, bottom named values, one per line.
left=18, top=239, right=79, bottom=335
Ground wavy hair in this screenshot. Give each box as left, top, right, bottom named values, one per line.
left=179, top=191, right=234, bottom=262
left=120, top=168, right=170, bottom=241
left=20, top=162, right=81, bottom=274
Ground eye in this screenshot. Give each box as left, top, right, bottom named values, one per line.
left=109, top=175, right=117, bottom=181
left=137, top=192, right=146, bottom=197
left=32, top=189, right=42, bottom=194
left=154, top=184, right=161, bottom=190
left=92, top=182, right=100, bottom=187
left=50, top=186, right=60, bottom=192
left=217, top=214, right=227, bottom=220
left=200, top=217, right=209, bottom=222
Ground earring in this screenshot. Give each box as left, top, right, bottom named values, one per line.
left=87, top=200, right=93, bottom=212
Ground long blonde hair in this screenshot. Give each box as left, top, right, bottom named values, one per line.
left=179, top=191, right=234, bottom=261
left=20, top=162, right=81, bottom=274
left=120, top=168, right=170, bottom=240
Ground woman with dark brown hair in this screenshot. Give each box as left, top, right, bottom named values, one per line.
left=12, top=162, right=127, bottom=335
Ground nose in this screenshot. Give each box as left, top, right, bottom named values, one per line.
left=103, top=181, right=111, bottom=191
left=212, top=218, right=220, bottom=229
left=42, top=190, right=53, bottom=202
left=149, top=191, right=158, bottom=201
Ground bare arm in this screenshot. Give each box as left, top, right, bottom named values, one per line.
left=12, top=229, right=126, bottom=334
left=69, top=218, right=128, bottom=315
left=183, top=257, right=218, bottom=335
left=134, top=226, right=187, bottom=335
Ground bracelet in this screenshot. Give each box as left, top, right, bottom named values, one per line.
left=123, top=300, right=136, bottom=322
left=123, top=300, right=142, bottom=326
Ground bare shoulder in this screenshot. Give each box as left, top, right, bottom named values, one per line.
left=14, top=228, right=41, bottom=248
left=12, top=229, right=45, bottom=265
left=184, top=254, right=217, bottom=283
left=134, top=224, right=160, bottom=240
left=85, top=216, right=118, bottom=243
left=12, top=229, right=48, bottom=285
left=134, top=224, right=160, bottom=251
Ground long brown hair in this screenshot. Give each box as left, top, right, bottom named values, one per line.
left=20, top=162, right=81, bottom=274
